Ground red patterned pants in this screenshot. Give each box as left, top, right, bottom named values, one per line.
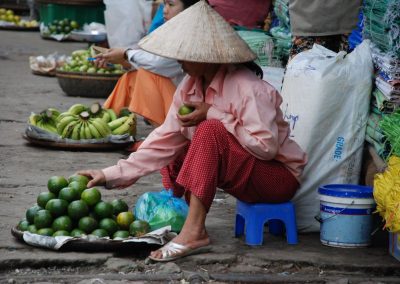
left=161, top=120, right=299, bottom=211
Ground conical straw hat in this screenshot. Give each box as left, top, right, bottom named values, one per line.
left=138, top=0, right=256, bottom=63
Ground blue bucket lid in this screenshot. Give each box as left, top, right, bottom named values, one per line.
left=318, top=184, right=373, bottom=198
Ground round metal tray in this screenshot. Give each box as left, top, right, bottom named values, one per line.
left=0, top=24, right=39, bottom=31
left=23, top=134, right=132, bottom=151
left=11, top=227, right=160, bottom=253
left=56, top=70, right=122, bottom=98
left=69, top=30, right=107, bottom=42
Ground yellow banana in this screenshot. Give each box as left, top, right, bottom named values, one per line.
left=100, top=111, right=111, bottom=123
left=68, top=103, right=87, bottom=115
left=112, top=114, right=135, bottom=135
left=57, top=115, right=78, bottom=135
left=70, top=121, right=82, bottom=140
left=108, top=116, right=128, bottom=131
left=106, top=108, right=118, bottom=121
left=79, top=122, right=86, bottom=140
left=90, top=118, right=111, bottom=138
left=88, top=121, right=102, bottom=139
left=28, top=113, right=40, bottom=125
left=84, top=122, right=93, bottom=139
left=61, top=120, right=79, bottom=138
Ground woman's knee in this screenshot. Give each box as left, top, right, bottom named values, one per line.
left=195, top=119, right=226, bottom=137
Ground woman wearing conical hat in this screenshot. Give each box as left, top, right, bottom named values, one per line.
left=79, top=1, right=307, bottom=262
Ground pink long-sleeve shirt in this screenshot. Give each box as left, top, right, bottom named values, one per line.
left=103, top=65, right=307, bottom=189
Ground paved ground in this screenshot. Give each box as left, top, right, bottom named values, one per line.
left=1, top=30, right=400, bottom=283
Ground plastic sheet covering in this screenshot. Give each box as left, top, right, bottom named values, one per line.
left=363, top=0, right=400, bottom=56
left=134, top=189, right=189, bottom=232
left=25, top=124, right=133, bottom=144
left=371, top=43, right=400, bottom=79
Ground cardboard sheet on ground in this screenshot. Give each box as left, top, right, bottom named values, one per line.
left=19, top=226, right=175, bottom=251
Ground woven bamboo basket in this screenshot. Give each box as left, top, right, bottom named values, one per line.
left=56, top=70, right=122, bottom=98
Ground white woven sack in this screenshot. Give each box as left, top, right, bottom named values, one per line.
left=280, top=40, right=373, bottom=232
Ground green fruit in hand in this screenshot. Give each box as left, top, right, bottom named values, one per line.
left=68, top=174, right=89, bottom=186
left=178, top=105, right=194, bottom=115
left=68, top=180, right=87, bottom=195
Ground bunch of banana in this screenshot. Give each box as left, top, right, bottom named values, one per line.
left=56, top=110, right=112, bottom=140
left=89, top=103, right=118, bottom=123
left=67, top=103, right=88, bottom=115
left=108, top=113, right=137, bottom=136
left=28, top=107, right=60, bottom=134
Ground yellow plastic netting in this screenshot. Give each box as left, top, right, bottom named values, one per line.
left=374, top=156, right=400, bottom=232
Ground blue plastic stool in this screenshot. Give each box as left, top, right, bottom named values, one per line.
left=235, top=200, right=298, bottom=246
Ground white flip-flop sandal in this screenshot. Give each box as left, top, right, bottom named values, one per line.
left=148, top=241, right=211, bottom=262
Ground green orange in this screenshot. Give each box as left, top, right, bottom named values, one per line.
left=116, top=211, right=134, bottom=230
left=26, top=204, right=42, bottom=223
left=68, top=200, right=89, bottom=220
left=113, top=230, right=130, bottom=239
left=81, top=188, right=101, bottom=207
left=37, top=192, right=56, bottom=208
left=68, top=174, right=89, bottom=186
left=70, top=228, right=85, bottom=237
left=111, top=199, right=129, bottom=215
left=45, top=199, right=68, bottom=217
left=178, top=105, right=195, bottom=115
left=94, top=201, right=113, bottom=219
left=28, top=224, right=38, bottom=234
left=91, top=228, right=109, bottom=238
left=99, top=218, right=119, bottom=235
left=47, top=176, right=69, bottom=195
left=53, top=230, right=70, bottom=237
left=37, top=228, right=54, bottom=236
left=52, top=215, right=73, bottom=232
left=78, top=216, right=98, bottom=234
left=18, top=219, right=30, bottom=231
left=68, top=180, right=87, bottom=195
left=129, top=220, right=150, bottom=237
left=34, top=209, right=53, bottom=229
left=58, top=187, right=80, bottom=202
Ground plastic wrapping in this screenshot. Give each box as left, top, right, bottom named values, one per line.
left=134, top=189, right=188, bottom=232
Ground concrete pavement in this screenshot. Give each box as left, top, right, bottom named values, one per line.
left=0, top=30, right=400, bottom=283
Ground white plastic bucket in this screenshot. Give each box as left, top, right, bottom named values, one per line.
left=318, top=184, right=376, bottom=248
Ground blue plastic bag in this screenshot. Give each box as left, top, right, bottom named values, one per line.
left=134, top=189, right=188, bottom=232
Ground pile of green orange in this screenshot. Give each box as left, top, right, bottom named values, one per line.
left=17, top=175, right=150, bottom=239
